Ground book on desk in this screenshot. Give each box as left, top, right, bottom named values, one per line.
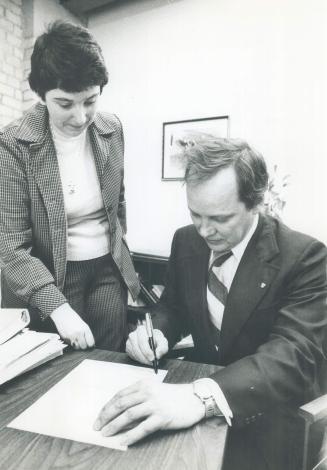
left=0, top=308, right=66, bottom=386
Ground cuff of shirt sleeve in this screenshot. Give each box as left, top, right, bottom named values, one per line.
left=29, top=284, right=68, bottom=319
left=197, top=377, right=233, bottom=426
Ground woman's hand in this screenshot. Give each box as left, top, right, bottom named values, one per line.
left=126, top=324, right=168, bottom=365
left=50, top=303, right=95, bottom=349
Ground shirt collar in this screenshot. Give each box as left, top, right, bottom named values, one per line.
left=231, top=213, right=259, bottom=262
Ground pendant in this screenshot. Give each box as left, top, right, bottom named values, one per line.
left=67, top=182, right=76, bottom=195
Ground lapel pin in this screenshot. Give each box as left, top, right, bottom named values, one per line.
left=260, top=282, right=266, bottom=289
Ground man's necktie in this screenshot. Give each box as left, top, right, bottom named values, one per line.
left=208, top=251, right=233, bottom=305
left=208, top=251, right=233, bottom=348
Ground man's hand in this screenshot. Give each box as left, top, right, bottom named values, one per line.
left=93, top=380, right=205, bottom=446
left=50, top=303, right=95, bottom=349
left=126, top=324, right=168, bottom=365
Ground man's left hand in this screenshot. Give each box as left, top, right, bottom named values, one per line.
left=93, top=380, right=205, bottom=446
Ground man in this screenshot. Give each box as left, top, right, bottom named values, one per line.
left=94, top=137, right=327, bottom=469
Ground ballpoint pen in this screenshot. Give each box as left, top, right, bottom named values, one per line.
left=144, top=312, right=158, bottom=374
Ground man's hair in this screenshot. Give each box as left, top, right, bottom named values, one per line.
left=184, top=136, right=268, bottom=210
left=28, top=20, right=108, bottom=100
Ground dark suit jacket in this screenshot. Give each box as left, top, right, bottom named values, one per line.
left=153, top=215, right=327, bottom=469
left=0, top=103, right=139, bottom=320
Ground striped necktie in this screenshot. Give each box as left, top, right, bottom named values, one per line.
left=208, top=251, right=233, bottom=349
left=208, top=251, right=233, bottom=305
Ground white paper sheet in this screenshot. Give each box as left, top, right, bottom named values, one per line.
left=8, top=359, right=167, bottom=451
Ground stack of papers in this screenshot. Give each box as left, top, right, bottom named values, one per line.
left=0, top=309, right=66, bottom=386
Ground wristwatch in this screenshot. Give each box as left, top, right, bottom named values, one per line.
left=193, top=380, right=219, bottom=418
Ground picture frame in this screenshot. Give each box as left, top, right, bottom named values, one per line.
left=162, top=115, right=229, bottom=181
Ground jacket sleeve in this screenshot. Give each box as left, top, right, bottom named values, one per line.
left=212, top=239, right=327, bottom=426
left=152, top=230, right=188, bottom=346
left=0, top=133, right=67, bottom=318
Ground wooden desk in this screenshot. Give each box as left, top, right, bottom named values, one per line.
left=0, top=350, right=228, bottom=470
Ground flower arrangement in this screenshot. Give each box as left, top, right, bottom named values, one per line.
left=263, top=165, right=290, bottom=219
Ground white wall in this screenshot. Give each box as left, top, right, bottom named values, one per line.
left=33, top=0, right=82, bottom=36
left=89, top=0, right=327, bottom=255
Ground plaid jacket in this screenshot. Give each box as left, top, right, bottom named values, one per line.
left=0, top=103, right=140, bottom=318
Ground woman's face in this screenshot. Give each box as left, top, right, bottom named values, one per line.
left=44, top=86, right=101, bottom=137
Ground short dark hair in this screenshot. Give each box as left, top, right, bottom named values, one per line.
left=28, top=20, right=108, bottom=100
left=184, top=136, right=268, bottom=210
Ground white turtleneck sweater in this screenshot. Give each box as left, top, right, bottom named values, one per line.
left=51, top=124, right=110, bottom=261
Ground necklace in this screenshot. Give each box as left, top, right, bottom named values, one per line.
left=65, top=133, right=87, bottom=196
left=51, top=125, right=87, bottom=198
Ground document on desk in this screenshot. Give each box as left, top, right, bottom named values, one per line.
left=8, top=359, right=167, bottom=451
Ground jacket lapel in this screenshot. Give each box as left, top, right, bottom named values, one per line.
left=88, top=114, right=118, bottom=231
left=182, top=233, right=214, bottom=342
left=88, top=113, right=115, bottom=178
left=16, top=103, right=67, bottom=287
left=220, top=215, right=280, bottom=357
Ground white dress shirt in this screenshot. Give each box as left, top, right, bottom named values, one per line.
left=207, top=214, right=259, bottom=331
left=198, top=214, right=259, bottom=425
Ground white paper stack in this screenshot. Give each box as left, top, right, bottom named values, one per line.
left=0, top=309, right=66, bottom=386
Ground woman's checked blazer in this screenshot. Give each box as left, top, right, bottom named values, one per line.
left=0, top=103, right=140, bottom=319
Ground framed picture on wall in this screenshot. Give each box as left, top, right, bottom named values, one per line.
left=162, top=115, right=229, bottom=181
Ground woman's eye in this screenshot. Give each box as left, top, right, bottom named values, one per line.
left=85, top=101, right=96, bottom=107
left=59, top=103, right=72, bottom=109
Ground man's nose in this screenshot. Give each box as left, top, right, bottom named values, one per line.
left=198, top=219, right=215, bottom=238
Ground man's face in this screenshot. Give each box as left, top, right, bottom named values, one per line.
left=44, top=86, right=100, bottom=137
left=187, top=166, right=257, bottom=253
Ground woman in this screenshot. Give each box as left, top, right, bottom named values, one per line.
left=0, top=20, right=139, bottom=351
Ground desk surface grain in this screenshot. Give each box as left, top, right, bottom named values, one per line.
left=0, top=349, right=227, bottom=470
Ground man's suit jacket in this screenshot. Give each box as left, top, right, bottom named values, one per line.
left=0, top=103, right=139, bottom=319
left=153, top=215, right=327, bottom=469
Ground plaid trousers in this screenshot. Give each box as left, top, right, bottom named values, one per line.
left=9, top=254, right=128, bottom=351
left=62, top=254, right=128, bottom=351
